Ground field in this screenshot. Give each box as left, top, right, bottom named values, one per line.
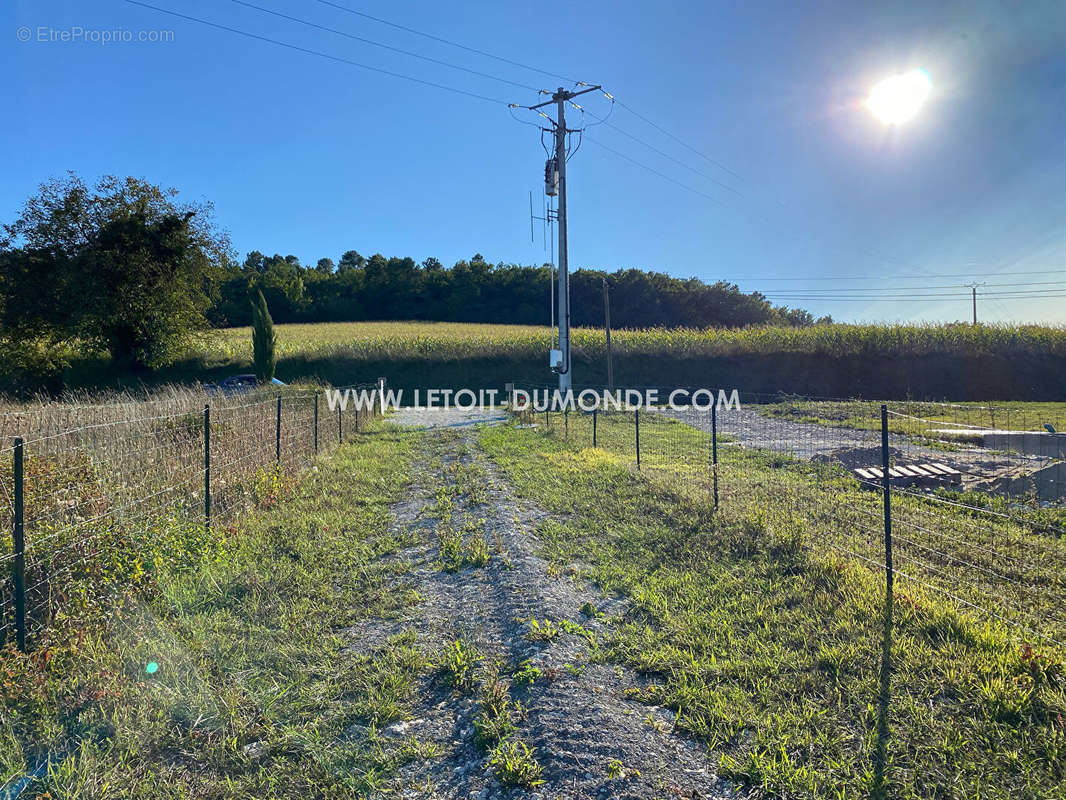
left=40, top=320, right=1066, bottom=400
left=198, top=321, right=1066, bottom=362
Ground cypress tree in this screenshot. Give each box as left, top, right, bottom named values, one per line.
left=251, top=289, right=277, bottom=383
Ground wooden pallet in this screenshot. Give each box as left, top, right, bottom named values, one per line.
left=853, top=462, right=962, bottom=487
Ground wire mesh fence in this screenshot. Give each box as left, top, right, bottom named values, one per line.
left=532, top=387, right=1066, bottom=654
left=0, top=383, right=382, bottom=651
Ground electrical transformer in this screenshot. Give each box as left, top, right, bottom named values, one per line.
left=544, top=158, right=559, bottom=196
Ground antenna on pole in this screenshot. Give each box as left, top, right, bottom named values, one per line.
left=529, top=189, right=556, bottom=349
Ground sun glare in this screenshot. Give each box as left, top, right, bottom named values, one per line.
left=865, top=69, right=932, bottom=125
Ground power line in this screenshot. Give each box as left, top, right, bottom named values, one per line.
left=314, top=0, right=751, bottom=196
left=314, top=0, right=578, bottom=84
left=613, top=99, right=742, bottom=182
left=735, top=269, right=1066, bottom=282
left=751, top=280, right=1066, bottom=294
left=759, top=294, right=1066, bottom=303
left=761, top=295, right=1066, bottom=300
left=763, top=288, right=1066, bottom=298
left=310, top=0, right=751, bottom=196
left=584, top=136, right=722, bottom=205
left=123, top=0, right=515, bottom=106
left=227, top=0, right=540, bottom=93
left=578, top=106, right=743, bottom=197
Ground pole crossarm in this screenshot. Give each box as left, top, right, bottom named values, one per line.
left=524, top=84, right=603, bottom=117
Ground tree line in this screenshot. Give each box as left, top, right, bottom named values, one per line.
left=0, top=174, right=825, bottom=381
left=215, top=251, right=826, bottom=330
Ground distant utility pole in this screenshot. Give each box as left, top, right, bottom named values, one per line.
left=527, top=84, right=602, bottom=393
left=966, top=282, right=985, bottom=325
left=602, top=277, right=614, bottom=391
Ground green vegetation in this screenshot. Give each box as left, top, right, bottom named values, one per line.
left=440, top=639, right=480, bottom=693
left=480, top=415, right=1066, bottom=799
left=524, top=618, right=561, bottom=642
left=200, top=319, right=1066, bottom=364
left=472, top=673, right=518, bottom=748
left=0, top=421, right=437, bottom=797
left=512, top=659, right=542, bottom=687
left=489, top=738, right=544, bottom=788
left=0, top=173, right=230, bottom=385
left=251, top=289, right=278, bottom=383
left=212, top=251, right=819, bottom=329
left=446, top=648, right=543, bottom=789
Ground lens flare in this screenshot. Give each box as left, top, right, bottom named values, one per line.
left=865, top=69, right=932, bottom=125
left=145, top=661, right=159, bottom=675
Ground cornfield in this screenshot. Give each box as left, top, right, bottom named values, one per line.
left=197, top=321, right=1066, bottom=363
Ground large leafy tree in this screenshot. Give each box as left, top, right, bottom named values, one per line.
left=1, top=173, right=231, bottom=368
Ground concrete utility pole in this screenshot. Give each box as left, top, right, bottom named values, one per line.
left=528, top=84, right=601, bottom=393
left=603, top=277, right=614, bottom=391
left=966, top=282, right=985, bottom=325
left=555, top=89, right=571, bottom=393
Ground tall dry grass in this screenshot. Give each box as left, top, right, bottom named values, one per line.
left=0, top=383, right=377, bottom=649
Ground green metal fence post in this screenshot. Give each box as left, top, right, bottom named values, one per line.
left=204, top=404, right=211, bottom=534
left=275, top=395, right=282, bottom=465
left=635, top=408, right=641, bottom=470
left=711, top=401, right=719, bottom=510
left=13, top=437, right=26, bottom=652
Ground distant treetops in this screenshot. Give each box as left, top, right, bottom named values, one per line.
left=213, top=250, right=827, bottom=330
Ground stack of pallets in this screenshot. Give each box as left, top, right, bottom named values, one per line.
left=853, top=462, right=962, bottom=488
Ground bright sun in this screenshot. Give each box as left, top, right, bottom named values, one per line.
left=865, top=69, right=932, bottom=125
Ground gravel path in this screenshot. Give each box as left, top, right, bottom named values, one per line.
left=348, top=414, right=736, bottom=800
left=667, top=406, right=1050, bottom=480
left=389, top=407, right=510, bottom=429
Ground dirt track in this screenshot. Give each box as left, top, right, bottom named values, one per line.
left=353, top=410, right=734, bottom=799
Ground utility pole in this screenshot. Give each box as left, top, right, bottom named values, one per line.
left=966, top=282, right=985, bottom=325
left=603, top=277, right=614, bottom=390
left=555, top=88, right=571, bottom=393
left=526, top=84, right=601, bottom=393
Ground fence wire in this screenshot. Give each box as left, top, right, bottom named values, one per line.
left=532, top=388, right=1066, bottom=652
left=0, top=384, right=382, bottom=649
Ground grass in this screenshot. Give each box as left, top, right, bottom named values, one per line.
left=479, top=415, right=1066, bottom=799
left=440, top=639, right=479, bottom=692
left=0, top=420, right=439, bottom=797
left=489, top=738, right=543, bottom=788
left=19, top=319, right=1066, bottom=399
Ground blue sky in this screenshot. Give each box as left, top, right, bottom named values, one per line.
left=4, top=0, right=1065, bottom=324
